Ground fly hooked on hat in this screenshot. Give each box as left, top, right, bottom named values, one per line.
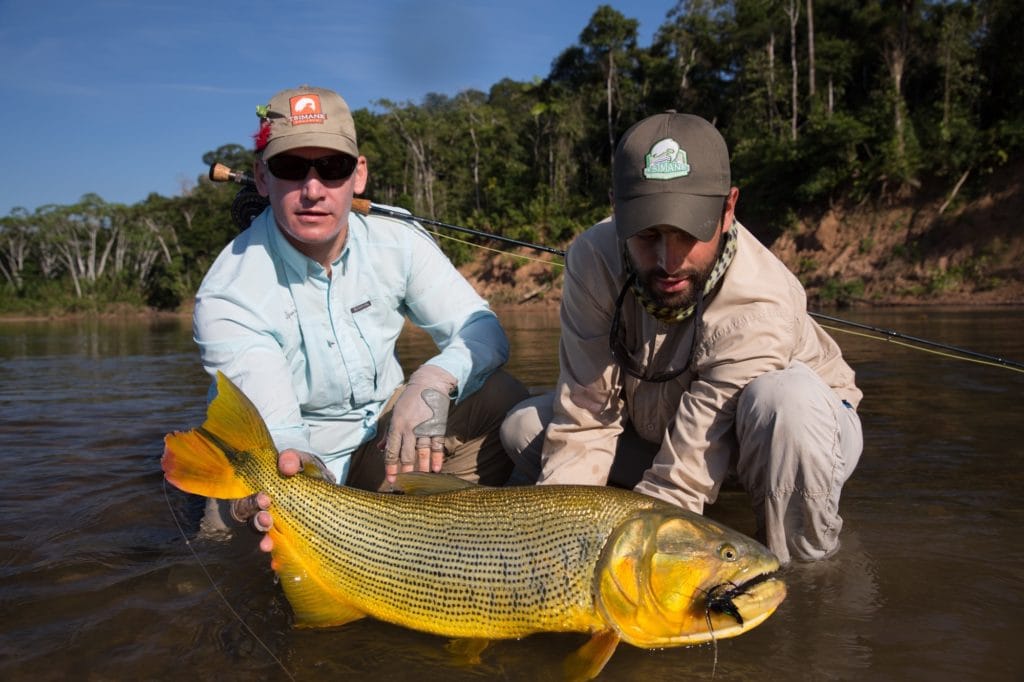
left=252, top=85, right=360, bottom=160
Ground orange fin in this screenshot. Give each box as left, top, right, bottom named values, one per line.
left=201, top=371, right=278, bottom=462
left=162, top=428, right=254, bottom=499
left=563, top=630, right=621, bottom=682
left=161, top=372, right=277, bottom=500
left=268, top=518, right=367, bottom=628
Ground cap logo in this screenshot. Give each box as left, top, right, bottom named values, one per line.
left=643, top=138, right=690, bottom=180
left=288, top=94, right=326, bottom=126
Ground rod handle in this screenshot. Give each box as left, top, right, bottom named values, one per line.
left=209, top=163, right=255, bottom=186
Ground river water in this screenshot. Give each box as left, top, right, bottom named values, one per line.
left=1, top=307, right=1022, bottom=681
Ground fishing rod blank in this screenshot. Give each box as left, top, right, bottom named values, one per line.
left=210, top=163, right=564, bottom=256
left=209, top=163, right=1023, bottom=371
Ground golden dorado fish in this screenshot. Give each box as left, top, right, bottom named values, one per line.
left=162, top=372, right=786, bottom=679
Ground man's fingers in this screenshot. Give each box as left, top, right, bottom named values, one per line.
left=383, top=431, right=401, bottom=466
left=230, top=492, right=269, bottom=523
left=416, top=436, right=431, bottom=472
left=279, top=450, right=302, bottom=476
left=254, top=510, right=273, bottom=533
left=430, top=435, right=445, bottom=473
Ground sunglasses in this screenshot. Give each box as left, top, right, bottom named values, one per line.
left=265, top=154, right=357, bottom=182
left=608, top=273, right=702, bottom=383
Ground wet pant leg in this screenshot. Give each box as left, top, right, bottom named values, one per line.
left=500, top=392, right=552, bottom=483
left=734, top=361, right=862, bottom=564
left=500, top=392, right=658, bottom=488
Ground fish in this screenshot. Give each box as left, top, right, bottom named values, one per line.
left=162, top=372, right=786, bottom=680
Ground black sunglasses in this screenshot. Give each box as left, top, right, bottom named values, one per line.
left=265, top=154, right=357, bottom=182
left=608, top=272, right=703, bottom=383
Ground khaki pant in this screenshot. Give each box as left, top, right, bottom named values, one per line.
left=500, top=362, right=862, bottom=564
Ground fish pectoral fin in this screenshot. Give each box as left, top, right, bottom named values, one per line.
left=394, top=472, right=479, bottom=495
left=563, top=630, right=621, bottom=682
left=269, top=520, right=366, bottom=628
left=445, top=637, right=491, bottom=666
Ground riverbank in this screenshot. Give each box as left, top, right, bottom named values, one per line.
left=4, top=162, right=1022, bottom=321
left=461, top=161, right=1024, bottom=308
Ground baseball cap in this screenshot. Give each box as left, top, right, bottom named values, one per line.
left=260, top=86, right=359, bottom=160
left=613, top=112, right=730, bottom=242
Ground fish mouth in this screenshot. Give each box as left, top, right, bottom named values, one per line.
left=704, top=571, right=787, bottom=636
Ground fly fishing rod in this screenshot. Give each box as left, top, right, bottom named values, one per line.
left=209, top=163, right=564, bottom=256
left=209, top=163, right=1024, bottom=372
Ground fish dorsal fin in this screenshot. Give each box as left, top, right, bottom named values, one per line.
left=394, top=472, right=478, bottom=495
left=202, top=371, right=278, bottom=463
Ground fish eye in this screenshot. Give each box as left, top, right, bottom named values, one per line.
left=718, top=543, right=738, bottom=561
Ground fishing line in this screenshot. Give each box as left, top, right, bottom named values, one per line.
left=162, top=480, right=296, bottom=682
left=494, top=255, right=1022, bottom=373
left=817, top=323, right=1024, bottom=373
left=424, top=220, right=1023, bottom=374
left=210, top=164, right=1024, bottom=373
left=426, top=228, right=565, bottom=268
left=703, top=608, right=720, bottom=678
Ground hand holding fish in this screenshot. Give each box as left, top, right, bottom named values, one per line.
left=380, top=364, right=457, bottom=484
left=229, top=448, right=335, bottom=552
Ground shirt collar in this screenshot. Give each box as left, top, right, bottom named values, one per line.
left=261, top=209, right=358, bottom=279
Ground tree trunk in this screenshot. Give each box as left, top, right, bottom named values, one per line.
left=607, top=50, right=616, bottom=172
left=787, top=0, right=800, bottom=141
left=806, top=0, right=816, bottom=100
left=467, top=113, right=482, bottom=213
left=884, top=42, right=908, bottom=176
left=767, top=32, right=777, bottom=135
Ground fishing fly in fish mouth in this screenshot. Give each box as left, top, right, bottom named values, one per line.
left=162, top=372, right=786, bottom=680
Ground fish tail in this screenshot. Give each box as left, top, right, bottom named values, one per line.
left=161, top=371, right=275, bottom=500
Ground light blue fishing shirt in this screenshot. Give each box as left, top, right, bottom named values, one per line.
left=193, top=206, right=508, bottom=482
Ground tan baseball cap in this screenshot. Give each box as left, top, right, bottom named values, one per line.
left=613, top=112, right=730, bottom=242
left=260, top=85, right=359, bottom=159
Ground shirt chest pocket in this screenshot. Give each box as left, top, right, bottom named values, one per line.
left=345, top=296, right=394, bottom=392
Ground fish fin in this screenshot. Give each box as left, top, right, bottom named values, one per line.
left=563, top=630, right=620, bottom=682
left=201, top=371, right=278, bottom=464
left=162, top=428, right=254, bottom=499
left=161, top=371, right=277, bottom=500
left=445, top=638, right=491, bottom=665
left=394, top=472, right=478, bottom=495
left=268, top=519, right=367, bottom=628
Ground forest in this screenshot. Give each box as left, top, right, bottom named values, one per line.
left=1, top=0, right=1021, bottom=314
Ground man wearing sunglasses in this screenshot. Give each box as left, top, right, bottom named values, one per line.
left=501, top=112, right=863, bottom=564
left=193, top=86, right=527, bottom=536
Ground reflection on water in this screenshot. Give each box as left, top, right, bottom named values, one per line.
left=1, top=308, right=1023, bottom=680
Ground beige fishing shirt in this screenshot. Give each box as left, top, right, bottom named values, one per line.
left=539, top=218, right=862, bottom=511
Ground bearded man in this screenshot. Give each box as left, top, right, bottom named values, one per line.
left=500, top=112, right=863, bottom=564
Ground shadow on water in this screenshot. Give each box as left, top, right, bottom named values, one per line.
left=1, top=308, right=1023, bottom=680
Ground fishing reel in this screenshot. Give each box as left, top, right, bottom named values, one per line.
left=208, top=163, right=269, bottom=231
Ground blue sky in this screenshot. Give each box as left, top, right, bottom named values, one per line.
left=0, top=0, right=675, bottom=216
